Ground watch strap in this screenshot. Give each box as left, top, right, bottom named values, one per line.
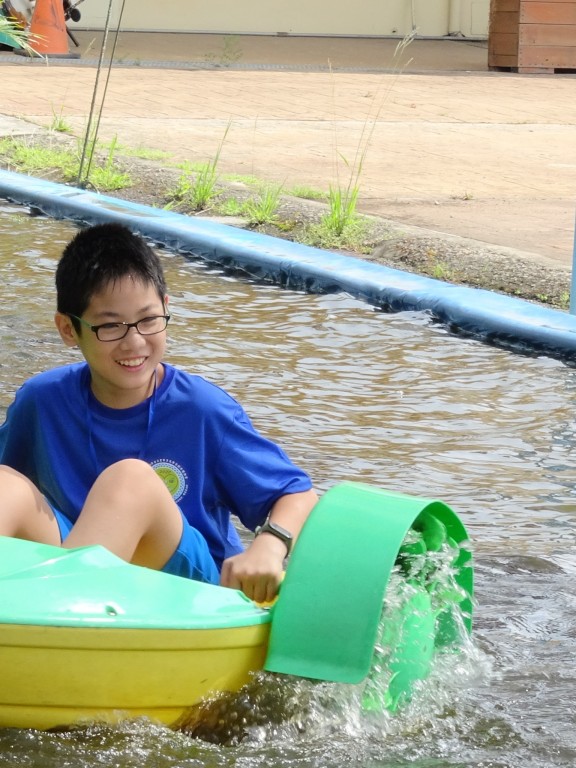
left=255, top=519, right=293, bottom=555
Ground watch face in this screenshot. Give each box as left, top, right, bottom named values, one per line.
left=267, top=522, right=292, bottom=540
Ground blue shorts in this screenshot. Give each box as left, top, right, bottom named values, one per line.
left=51, top=505, right=219, bottom=585
left=162, top=513, right=220, bottom=584
left=53, top=506, right=74, bottom=539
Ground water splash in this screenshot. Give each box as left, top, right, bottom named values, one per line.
left=179, top=538, right=489, bottom=748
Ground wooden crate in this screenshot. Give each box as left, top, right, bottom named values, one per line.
left=489, top=0, right=576, bottom=72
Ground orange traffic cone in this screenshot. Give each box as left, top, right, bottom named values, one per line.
left=27, top=0, right=79, bottom=57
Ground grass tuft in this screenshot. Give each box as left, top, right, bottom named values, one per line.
left=168, top=123, right=231, bottom=211
left=0, top=135, right=131, bottom=192
left=300, top=216, right=370, bottom=253
left=242, top=183, right=284, bottom=225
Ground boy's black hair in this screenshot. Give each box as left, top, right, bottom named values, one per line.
left=56, top=223, right=167, bottom=325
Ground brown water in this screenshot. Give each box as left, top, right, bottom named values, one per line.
left=1, top=203, right=576, bottom=767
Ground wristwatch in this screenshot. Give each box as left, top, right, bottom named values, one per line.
left=255, top=519, right=293, bottom=555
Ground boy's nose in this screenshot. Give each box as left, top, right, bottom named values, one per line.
left=120, top=325, right=147, bottom=345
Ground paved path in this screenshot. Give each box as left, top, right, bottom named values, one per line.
left=0, top=35, right=575, bottom=266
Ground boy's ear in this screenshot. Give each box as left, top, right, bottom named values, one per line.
left=54, top=312, right=78, bottom=347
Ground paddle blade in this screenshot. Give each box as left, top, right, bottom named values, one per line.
left=264, top=482, right=473, bottom=689
left=264, top=483, right=428, bottom=682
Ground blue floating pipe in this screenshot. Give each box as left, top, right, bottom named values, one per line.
left=571, top=208, right=576, bottom=316
left=1, top=169, right=576, bottom=362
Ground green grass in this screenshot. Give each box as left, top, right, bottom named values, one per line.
left=300, top=215, right=370, bottom=252
left=0, top=138, right=77, bottom=178
left=214, top=198, right=246, bottom=216
left=49, top=107, right=72, bottom=134
left=289, top=185, right=328, bottom=201
left=87, top=135, right=131, bottom=190
left=190, top=162, right=221, bottom=210
left=175, top=160, right=213, bottom=173
left=242, top=183, right=284, bottom=225
left=324, top=182, right=361, bottom=237
left=108, top=143, right=172, bottom=162
left=0, top=135, right=132, bottom=192
left=168, top=123, right=231, bottom=211
left=431, top=262, right=454, bottom=281
left=213, top=183, right=284, bottom=224
left=168, top=159, right=221, bottom=211
left=223, top=173, right=261, bottom=187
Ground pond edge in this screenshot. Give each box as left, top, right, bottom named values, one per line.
left=1, top=168, right=575, bottom=363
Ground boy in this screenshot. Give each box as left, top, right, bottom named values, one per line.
left=0, top=223, right=317, bottom=603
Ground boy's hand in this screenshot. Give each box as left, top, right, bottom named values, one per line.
left=221, top=489, right=318, bottom=603
left=220, top=533, right=287, bottom=604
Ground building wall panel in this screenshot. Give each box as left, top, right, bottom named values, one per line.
left=78, top=0, right=489, bottom=38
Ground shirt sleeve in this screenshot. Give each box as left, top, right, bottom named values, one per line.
left=212, top=404, right=313, bottom=530
left=0, top=385, right=36, bottom=478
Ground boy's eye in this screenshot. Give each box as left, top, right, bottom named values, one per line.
left=138, top=316, right=161, bottom=330
left=99, top=323, right=122, bottom=331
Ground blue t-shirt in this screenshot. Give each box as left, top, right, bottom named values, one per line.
left=0, top=362, right=312, bottom=568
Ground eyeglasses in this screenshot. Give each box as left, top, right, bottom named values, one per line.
left=67, top=314, right=170, bottom=342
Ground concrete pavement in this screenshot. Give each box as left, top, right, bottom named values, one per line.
left=0, top=33, right=575, bottom=267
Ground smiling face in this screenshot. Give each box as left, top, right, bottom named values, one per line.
left=55, top=275, right=168, bottom=409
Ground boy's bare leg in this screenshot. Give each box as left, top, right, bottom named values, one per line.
left=0, top=466, right=61, bottom=544
left=63, top=459, right=183, bottom=570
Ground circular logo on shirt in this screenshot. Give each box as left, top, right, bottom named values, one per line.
left=151, top=459, right=188, bottom=502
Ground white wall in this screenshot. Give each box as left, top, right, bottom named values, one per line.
left=457, top=0, right=491, bottom=37
left=78, top=0, right=488, bottom=38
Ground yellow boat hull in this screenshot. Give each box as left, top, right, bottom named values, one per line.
left=0, top=484, right=474, bottom=729
left=0, top=622, right=270, bottom=730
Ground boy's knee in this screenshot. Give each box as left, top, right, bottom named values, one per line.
left=101, top=458, right=155, bottom=481
left=0, top=466, right=60, bottom=543
left=0, top=464, right=21, bottom=477
left=98, top=459, right=171, bottom=497
left=0, top=465, right=34, bottom=490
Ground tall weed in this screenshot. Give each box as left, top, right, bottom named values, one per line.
left=322, top=33, right=415, bottom=240
left=50, top=107, right=72, bottom=134
left=169, top=123, right=231, bottom=211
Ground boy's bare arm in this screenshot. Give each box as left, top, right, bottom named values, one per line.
left=219, top=488, right=318, bottom=603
